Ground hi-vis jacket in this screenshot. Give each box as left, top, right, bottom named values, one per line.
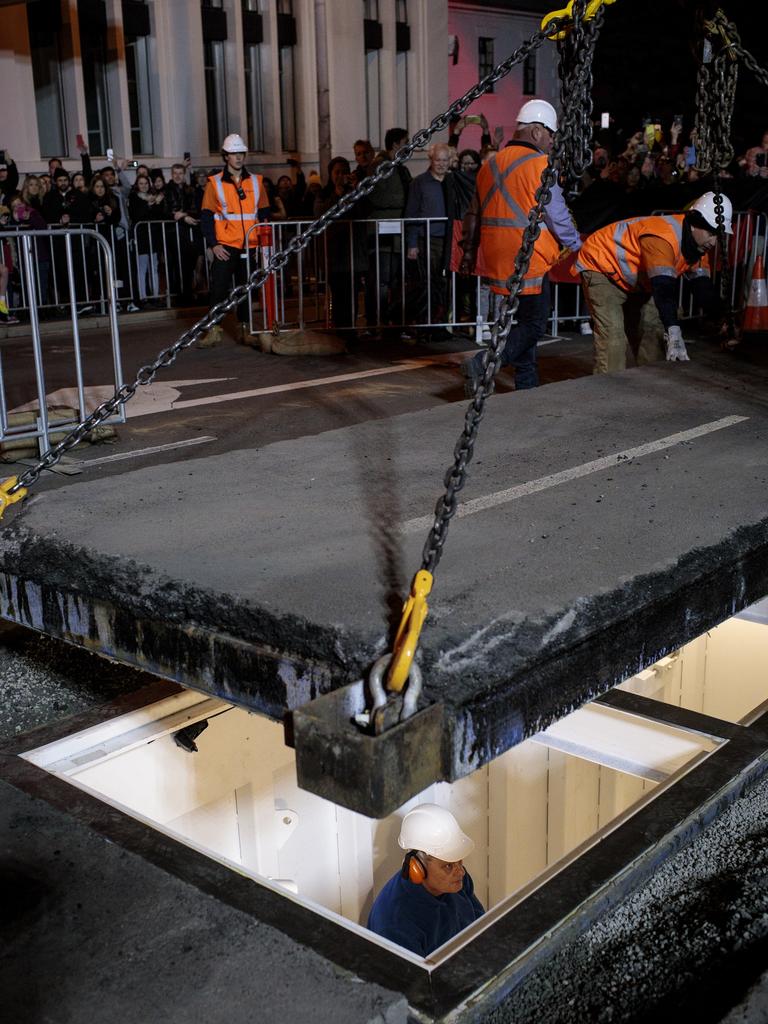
left=201, top=167, right=271, bottom=249
left=575, top=214, right=710, bottom=291
left=474, top=143, right=562, bottom=296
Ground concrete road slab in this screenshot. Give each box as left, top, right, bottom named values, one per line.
left=1, top=350, right=767, bottom=790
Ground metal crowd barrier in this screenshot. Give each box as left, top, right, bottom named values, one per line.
left=245, top=217, right=493, bottom=343
left=12, top=211, right=760, bottom=345
left=0, top=228, right=125, bottom=450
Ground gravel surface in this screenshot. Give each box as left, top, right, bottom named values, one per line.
left=488, top=767, right=768, bottom=1024
left=0, top=623, right=154, bottom=741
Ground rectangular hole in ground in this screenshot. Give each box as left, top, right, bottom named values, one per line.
left=617, top=595, right=768, bottom=725
left=21, top=689, right=723, bottom=964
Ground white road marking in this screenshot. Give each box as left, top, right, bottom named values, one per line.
left=403, top=415, right=749, bottom=534
left=72, top=435, right=216, bottom=467
left=171, top=353, right=475, bottom=411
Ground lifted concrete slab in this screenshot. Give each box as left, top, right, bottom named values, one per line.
left=1, top=356, right=768, bottom=812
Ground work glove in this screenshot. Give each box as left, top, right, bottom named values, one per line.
left=664, top=325, right=690, bottom=362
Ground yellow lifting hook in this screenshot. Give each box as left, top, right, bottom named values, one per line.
left=0, top=477, right=27, bottom=520
left=386, top=569, right=433, bottom=693
left=542, top=0, right=617, bottom=41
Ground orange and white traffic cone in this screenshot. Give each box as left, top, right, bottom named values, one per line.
left=742, top=253, right=768, bottom=333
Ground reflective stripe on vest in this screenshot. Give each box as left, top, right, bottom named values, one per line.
left=480, top=151, right=540, bottom=228
left=475, top=145, right=561, bottom=295
left=208, top=172, right=263, bottom=247
left=576, top=214, right=691, bottom=292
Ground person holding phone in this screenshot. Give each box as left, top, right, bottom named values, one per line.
left=198, top=132, right=271, bottom=347
left=745, top=131, right=768, bottom=178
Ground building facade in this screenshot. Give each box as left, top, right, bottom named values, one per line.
left=0, top=0, right=557, bottom=177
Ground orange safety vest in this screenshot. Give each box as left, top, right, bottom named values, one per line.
left=475, top=143, right=561, bottom=296
left=575, top=214, right=708, bottom=291
left=202, top=170, right=265, bottom=249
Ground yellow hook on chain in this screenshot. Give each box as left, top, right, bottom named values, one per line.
left=542, top=0, right=617, bottom=42
left=386, top=569, right=433, bottom=693
left=0, top=477, right=27, bottom=520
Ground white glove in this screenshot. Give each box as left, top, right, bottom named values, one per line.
left=664, top=325, right=690, bottom=362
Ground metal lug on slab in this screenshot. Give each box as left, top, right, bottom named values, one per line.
left=291, top=680, right=444, bottom=818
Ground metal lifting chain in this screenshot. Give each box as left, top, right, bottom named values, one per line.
left=693, top=11, right=739, bottom=176
left=420, top=0, right=602, bottom=579
left=556, top=8, right=600, bottom=189
left=4, top=12, right=571, bottom=504
left=691, top=9, right=768, bottom=331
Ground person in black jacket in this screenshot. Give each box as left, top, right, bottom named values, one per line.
left=164, top=162, right=200, bottom=305
left=42, top=168, right=93, bottom=313
left=0, top=153, right=19, bottom=207
left=128, top=175, right=166, bottom=305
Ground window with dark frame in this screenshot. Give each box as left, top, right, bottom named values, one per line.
left=479, top=37, right=495, bottom=94
left=278, top=0, right=297, bottom=152
left=242, top=0, right=265, bottom=152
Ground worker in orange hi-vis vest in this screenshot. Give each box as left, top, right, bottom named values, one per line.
left=575, top=192, right=735, bottom=373
left=459, top=99, right=582, bottom=397
left=198, top=133, right=272, bottom=349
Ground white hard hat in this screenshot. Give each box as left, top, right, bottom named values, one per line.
left=516, top=99, right=558, bottom=134
left=689, top=192, right=733, bottom=234
left=221, top=133, right=247, bottom=154
left=398, top=804, right=475, bottom=862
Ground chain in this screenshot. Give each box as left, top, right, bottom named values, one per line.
left=556, top=9, right=600, bottom=188
left=712, top=181, right=734, bottom=333
left=8, top=14, right=572, bottom=497
left=693, top=11, right=739, bottom=174
left=420, top=0, right=603, bottom=577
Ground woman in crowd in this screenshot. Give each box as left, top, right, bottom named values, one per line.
left=89, top=176, right=120, bottom=234
left=10, top=195, right=51, bottom=309
left=128, top=174, right=165, bottom=304
left=314, top=156, right=366, bottom=331
left=72, top=171, right=88, bottom=194
left=21, top=174, right=44, bottom=212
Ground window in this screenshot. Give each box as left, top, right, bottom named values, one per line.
left=523, top=52, right=536, bottom=95
left=27, top=1, right=68, bottom=158
left=363, top=0, right=381, bottom=148
left=278, top=0, right=297, bottom=152
left=242, top=0, right=265, bottom=151
left=202, top=0, right=228, bottom=153
left=124, top=1, right=154, bottom=155
left=78, top=0, right=112, bottom=155
left=479, top=36, right=495, bottom=94
left=395, top=0, right=409, bottom=131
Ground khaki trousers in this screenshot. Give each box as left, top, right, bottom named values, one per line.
left=580, top=271, right=665, bottom=374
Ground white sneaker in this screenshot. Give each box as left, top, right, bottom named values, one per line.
left=126, top=302, right=140, bottom=313
left=580, top=321, right=593, bottom=335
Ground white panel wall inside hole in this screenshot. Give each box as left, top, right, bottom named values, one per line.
left=28, top=696, right=717, bottom=937
left=618, top=609, right=768, bottom=724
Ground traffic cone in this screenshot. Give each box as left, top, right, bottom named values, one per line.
left=742, top=253, right=768, bottom=333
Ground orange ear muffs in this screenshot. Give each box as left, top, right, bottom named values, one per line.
left=401, top=851, right=427, bottom=885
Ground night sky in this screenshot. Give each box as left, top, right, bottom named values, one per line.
left=587, top=0, right=767, bottom=151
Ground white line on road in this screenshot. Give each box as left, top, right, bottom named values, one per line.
left=171, top=352, right=475, bottom=411
left=72, top=435, right=217, bottom=468
left=403, top=415, right=749, bottom=534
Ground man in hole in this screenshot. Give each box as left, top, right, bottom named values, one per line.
left=367, top=804, right=484, bottom=956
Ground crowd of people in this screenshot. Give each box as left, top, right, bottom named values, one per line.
left=1, top=112, right=763, bottom=359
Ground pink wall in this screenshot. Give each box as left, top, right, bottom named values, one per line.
left=447, top=4, right=559, bottom=148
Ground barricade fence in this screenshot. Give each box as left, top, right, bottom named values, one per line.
left=0, top=228, right=125, bottom=448
left=4, top=212, right=766, bottom=342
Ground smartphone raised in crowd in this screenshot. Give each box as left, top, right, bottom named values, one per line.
left=106, top=147, right=114, bottom=162
left=0, top=150, right=5, bottom=165
left=76, top=133, right=85, bottom=149
left=184, top=151, right=190, bottom=161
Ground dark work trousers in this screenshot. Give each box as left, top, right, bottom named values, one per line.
left=469, top=275, right=551, bottom=390
left=209, top=245, right=252, bottom=324
left=407, top=235, right=446, bottom=326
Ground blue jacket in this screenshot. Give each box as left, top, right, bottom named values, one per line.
left=367, top=870, right=485, bottom=957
